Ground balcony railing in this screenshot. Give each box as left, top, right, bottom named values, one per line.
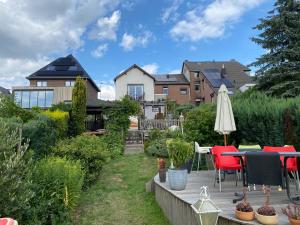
left=154, top=94, right=167, bottom=102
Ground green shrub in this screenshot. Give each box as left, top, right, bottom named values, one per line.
left=145, top=138, right=168, bottom=158
left=42, top=110, right=69, bottom=138
left=0, top=94, right=34, bottom=122
left=52, top=135, right=110, bottom=185
left=31, top=157, right=84, bottom=225
left=0, top=119, right=34, bottom=223
left=102, top=131, right=124, bottom=157
left=232, top=91, right=300, bottom=147
left=183, top=104, right=223, bottom=145
left=166, top=139, right=193, bottom=168
left=70, top=77, right=87, bottom=136
left=23, top=114, right=58, bottom=158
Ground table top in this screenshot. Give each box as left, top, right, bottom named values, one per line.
left=222, top=151, right=300, bottom=157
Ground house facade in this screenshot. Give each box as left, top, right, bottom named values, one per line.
left=12, top=54, right=100, bottom=109
left=182, top=60, right=254, bottom=104
left=115, top=60, right=255, bottom=118
left=0, top=86, right=10, bottom=95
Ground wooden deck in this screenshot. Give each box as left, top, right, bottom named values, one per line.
left=154, top=170, right=292, bottom=225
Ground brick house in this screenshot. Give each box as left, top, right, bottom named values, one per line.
left=12, top=54, right=100, bottom=108
left=115, top=60, right=254, bottom=118
left=182, top=60, right=254, bottom=104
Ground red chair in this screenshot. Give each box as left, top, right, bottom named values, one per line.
left=263, top=146, right=298, bottom=172
left=211, top=146, right=242, bottom=192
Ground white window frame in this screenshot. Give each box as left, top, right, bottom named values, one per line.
left=36, top=81, right=47, bottom=87
left=162, top=87, right=168, bottom=95
left=65, top=80, right=75, bottom=87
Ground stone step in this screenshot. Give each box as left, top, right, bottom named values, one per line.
left=124, top=143, right=144, bottom=155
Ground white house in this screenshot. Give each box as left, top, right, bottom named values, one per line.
left=114, top=64, right=165, bottom=119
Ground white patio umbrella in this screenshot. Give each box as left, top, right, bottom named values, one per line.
left=214, top=84, right=236, bottom=145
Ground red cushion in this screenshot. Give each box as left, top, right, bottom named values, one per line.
left=263, top=146, right=297, bottom=171
left=0, top=218, right=18, bottom=225
left=211, top=146, right=241, bottom=170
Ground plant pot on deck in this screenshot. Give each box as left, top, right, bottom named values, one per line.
left=289, top=218, right=300, bottom=225
left=235, top=210, right=254, bottom=221
left=168, top=168, right=188, bottom=191
left=255, top=212, right=278, bottom=225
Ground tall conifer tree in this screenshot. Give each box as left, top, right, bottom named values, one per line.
left=251, top=0, right=300, bottom=97
left=71, top=76, right=87, bottom=135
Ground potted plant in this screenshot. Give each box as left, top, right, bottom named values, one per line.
left=166, top=139, right=193, bottom=191
left=282, top=204, right=300, bottom=225
left=235, top=188, right=255, bottom=221
left=256, top=187, right=278, bottom=225
left=157, top=158, right=166, bottom=183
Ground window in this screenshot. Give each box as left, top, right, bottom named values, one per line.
left=180, top=88, right=188, bottom=95
left=30, top=91, right=38, bottom=108
left=14, top=90, right=54, bottom=108
left=162, top=87, right=168, bottom=95
left=65, top=80, right=75, bottom=87
left=194, top=72, right=200, bottom=78
left=195, top=84, right=200, bottom=91
left=37, top=81, right=47, bottom=87
left=127, top=84, right=144, bottom=100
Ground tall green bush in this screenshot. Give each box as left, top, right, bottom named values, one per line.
left=232, top=91, right=300, bottom=147
left=183, top=104, right=223, bottom=145
left=52, top=135, right=110, bottom=185
left=70, top=77, right=87, bottom=136
left=31, top=157, right=84, bottom=225
left=23, top=114, right=58, bottom=158
left=0, top=119, right=33, bottom=223
left=166, top=139, right=193, bottom=168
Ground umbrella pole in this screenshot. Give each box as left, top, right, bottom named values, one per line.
left=224, top=134, right=227, bottom=146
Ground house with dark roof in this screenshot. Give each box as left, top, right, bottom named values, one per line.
left=115, top=60, right=255, bottom=118
left=12, top=54, right=100, bottom=109
left=182, top=60, right=255, bottom=104
left=0, top=86, right=10, bottom=95
left=114, top=64, right=192, bottom=119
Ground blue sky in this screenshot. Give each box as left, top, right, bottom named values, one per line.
left=0, top=0, right=274, bottom=99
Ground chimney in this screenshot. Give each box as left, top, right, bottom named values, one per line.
left=221, top=64, right=226, bottom=78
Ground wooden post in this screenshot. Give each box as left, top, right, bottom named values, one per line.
left=224, top=134, right=227, bottom=146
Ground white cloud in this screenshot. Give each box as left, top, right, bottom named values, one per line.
left=170, top=0, right=264, bottom=41
left=89, top=10, right=121, bottom=41
left=169, top=69, right=181, bottom=74
left=142, top=63, right=159, bottom=74
left=0, top=57, right=50, bottom=89
left=0, top=0, right=120, bottom=88
left=120, top=31, right=153, bottom=51
left=98, top=82, right=115, bottom=100
left=91, top=44, right=108, bottom=58
left=161, top=0, right=183, bottom=23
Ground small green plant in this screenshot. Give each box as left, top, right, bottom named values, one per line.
left=166, top=139, right=193, bottom=168
left=32, top=157, right=84, bottom=224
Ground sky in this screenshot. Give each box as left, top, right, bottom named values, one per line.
left=0, top=0, right=274, bottom=100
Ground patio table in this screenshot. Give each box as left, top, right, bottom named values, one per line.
left=221, top=151, right=300, bottom=204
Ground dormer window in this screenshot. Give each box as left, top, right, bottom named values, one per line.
left=194, top=72, right=200, bottom=78
left=37, top=81, right=47, bottom=87
left=65, top=80, right=75, bottom=87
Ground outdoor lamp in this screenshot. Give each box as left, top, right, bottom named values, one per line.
left=191, top=186, right=221, bottom=225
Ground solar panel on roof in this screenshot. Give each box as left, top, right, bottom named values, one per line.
left=53, top=57, right=75, bottom=66
left=55, top=66, right=69, bottom=71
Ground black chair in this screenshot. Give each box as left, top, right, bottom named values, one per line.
left=245, top=152, right=283, bottom=187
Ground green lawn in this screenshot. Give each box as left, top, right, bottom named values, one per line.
left=74, top=154, right=170, bottom=225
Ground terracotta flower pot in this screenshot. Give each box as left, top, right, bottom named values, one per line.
left=235, top=210, right=255, bottom=221
left=255, top=212, right=278, bottom=225
left=289, top=217, right=300, bottom=225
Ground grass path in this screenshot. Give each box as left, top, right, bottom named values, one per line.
left=74, top=154, right=170, bottom=225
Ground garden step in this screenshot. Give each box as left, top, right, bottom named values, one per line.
left=124, top=144, right=144, bottom=155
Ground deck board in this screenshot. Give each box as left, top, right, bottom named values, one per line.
left=154, top=170, right=293, bottom=225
